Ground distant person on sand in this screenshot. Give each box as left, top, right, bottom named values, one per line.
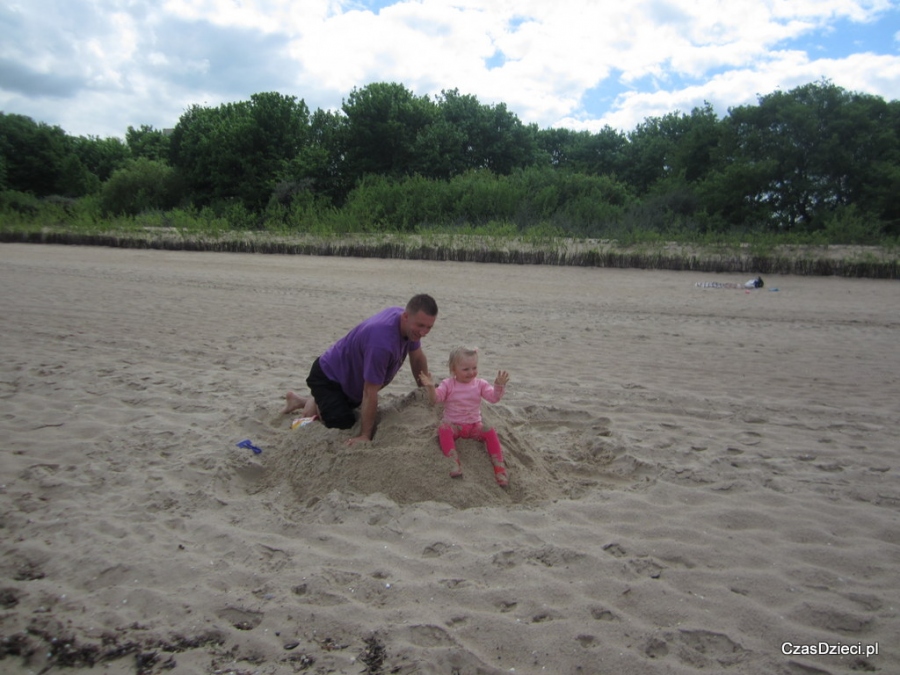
left=695, top=276, right=764, bottom=289
left=420, top=347, right=510, bottom=487
left=282, top=294, right=438, bottom=446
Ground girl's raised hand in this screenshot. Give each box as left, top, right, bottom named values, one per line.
left=420, top=371, right=434, bottom=387
left=495, top=370, right=510, bottom=387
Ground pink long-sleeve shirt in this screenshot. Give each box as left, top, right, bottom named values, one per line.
left=434, top=377, right=505, bottom=425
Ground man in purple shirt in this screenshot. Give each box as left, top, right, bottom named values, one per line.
left=282, top=294, right=438, bottom=446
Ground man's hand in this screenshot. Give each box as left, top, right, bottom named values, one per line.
left=409, top=348, right=429, bottom=386
left=420, top=370, right=437, bottom=405
left=354, top=381, right=380, bottom=445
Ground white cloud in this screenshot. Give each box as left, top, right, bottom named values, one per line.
left=161, top=0, right=339, bottom=33
left=0, top=0, right=897, bottom=138
left=288, top=1, right=501, bottom=108
left=571, top=49, right=900, bottom=133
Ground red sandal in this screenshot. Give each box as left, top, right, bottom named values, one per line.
left=447, top=449, right=463, bottom=478
left=493, top=463, right=509, bottom=487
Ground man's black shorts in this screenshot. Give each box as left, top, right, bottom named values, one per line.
left=306, top=358, right=358, bottom=430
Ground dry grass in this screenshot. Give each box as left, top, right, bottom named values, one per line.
left=3, top=228, right=897, bottom=278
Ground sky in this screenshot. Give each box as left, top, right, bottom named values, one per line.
left=1, top=0, right=899, bottom=140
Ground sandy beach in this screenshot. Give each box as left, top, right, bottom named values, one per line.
left=1, top=243, right=898, bottom=675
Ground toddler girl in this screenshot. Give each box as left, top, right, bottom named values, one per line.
left=420, top=347, right=510, bottom=487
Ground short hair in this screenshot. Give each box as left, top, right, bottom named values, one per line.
left=448, top=346, right=478, bottom=373
left=406, top=293, right=438, bottom=317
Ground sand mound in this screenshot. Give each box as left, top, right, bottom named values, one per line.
left=233, top=391, right=640, bottom=512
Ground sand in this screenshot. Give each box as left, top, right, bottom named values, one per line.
left=0, top=243, right=898, bottom=675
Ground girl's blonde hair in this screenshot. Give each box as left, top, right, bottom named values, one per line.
left=448, top=346, right=478, bottom=373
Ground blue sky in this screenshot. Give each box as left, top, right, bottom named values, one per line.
left=1, top=0, right=898, bottom=140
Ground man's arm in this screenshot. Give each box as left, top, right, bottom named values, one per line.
left=408, top=347, right=429, bottom=386
left=346, top=381, right=381, bottom=446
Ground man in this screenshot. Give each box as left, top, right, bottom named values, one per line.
left=282, top=294, right=438, bottom=446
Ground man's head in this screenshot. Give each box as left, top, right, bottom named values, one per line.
left=401, top=294, right=438, bottom=342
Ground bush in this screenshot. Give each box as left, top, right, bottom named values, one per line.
left=0, top=189, right=42, bottom=216
left=99, top=158, right=185, bottom=216
left=821, top=205, right=884, bottom=245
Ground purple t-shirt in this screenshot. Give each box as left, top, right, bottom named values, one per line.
left=318, top=307, right=420, bottom=404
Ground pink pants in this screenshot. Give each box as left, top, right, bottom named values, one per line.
left=438, top=422, right=504, bottom=463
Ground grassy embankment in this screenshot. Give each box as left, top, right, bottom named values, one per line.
left=1, top=216, right=897, bottom=278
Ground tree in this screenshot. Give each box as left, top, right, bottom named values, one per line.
left=71, top=135, right=130, bottom=184
left=719, top=80, right=900, bottom=231
left=412, top=89, right=537, bottom=179
left=535, top=127, right=577, bottom=169
left=535, top=125, right=628, bottom=177
left=624, top=103, right=722, bottom=195
left=480, top=102, right=537, bottom=174
left=342, top=82, right=436, bottom=183
left=575, top=126, right=629, bottom=177
left=169, top=92, right=310, bottom=210
left=836, top=94, right=900, bottom=233
left=412, top=117, right=469, bottom=180
left=279, top=107, right=350, bottom=205
left=126, top=125, right=171, bottom=162
left=167, top=104, right=221, bottom=205
left=413, top=89, right=490, bottom=178
left=58, top=154, right=100, bottom=198
left=0, top=113, right=69, bottom=196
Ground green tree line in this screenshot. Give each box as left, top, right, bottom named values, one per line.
left=2, top=80, right=898, bottom=243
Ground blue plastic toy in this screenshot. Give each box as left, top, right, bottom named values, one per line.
left=237, top=439, right=263, bottom=454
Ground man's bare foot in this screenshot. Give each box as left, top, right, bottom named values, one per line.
left=281, top=391, right=307, bottom=415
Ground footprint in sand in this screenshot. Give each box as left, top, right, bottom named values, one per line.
left=590, top=606, right=618, bottom=621
left=422, top=542, right=451, bottom=558
left=576, top=634, right=598, bottom=648
left=215, top=607, right=264, bottom=630
left=602, top=542, right=628, bottom=558
left=292, top=583, right=349, bottom=607
left=645, top=629, right=746, bottom=668
left=0, top=588, right=22, bottom=609
left=603, top=543, right=664, bottom=578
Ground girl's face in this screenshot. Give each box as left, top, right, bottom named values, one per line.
left=452, top=355, right=478, bottom=383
